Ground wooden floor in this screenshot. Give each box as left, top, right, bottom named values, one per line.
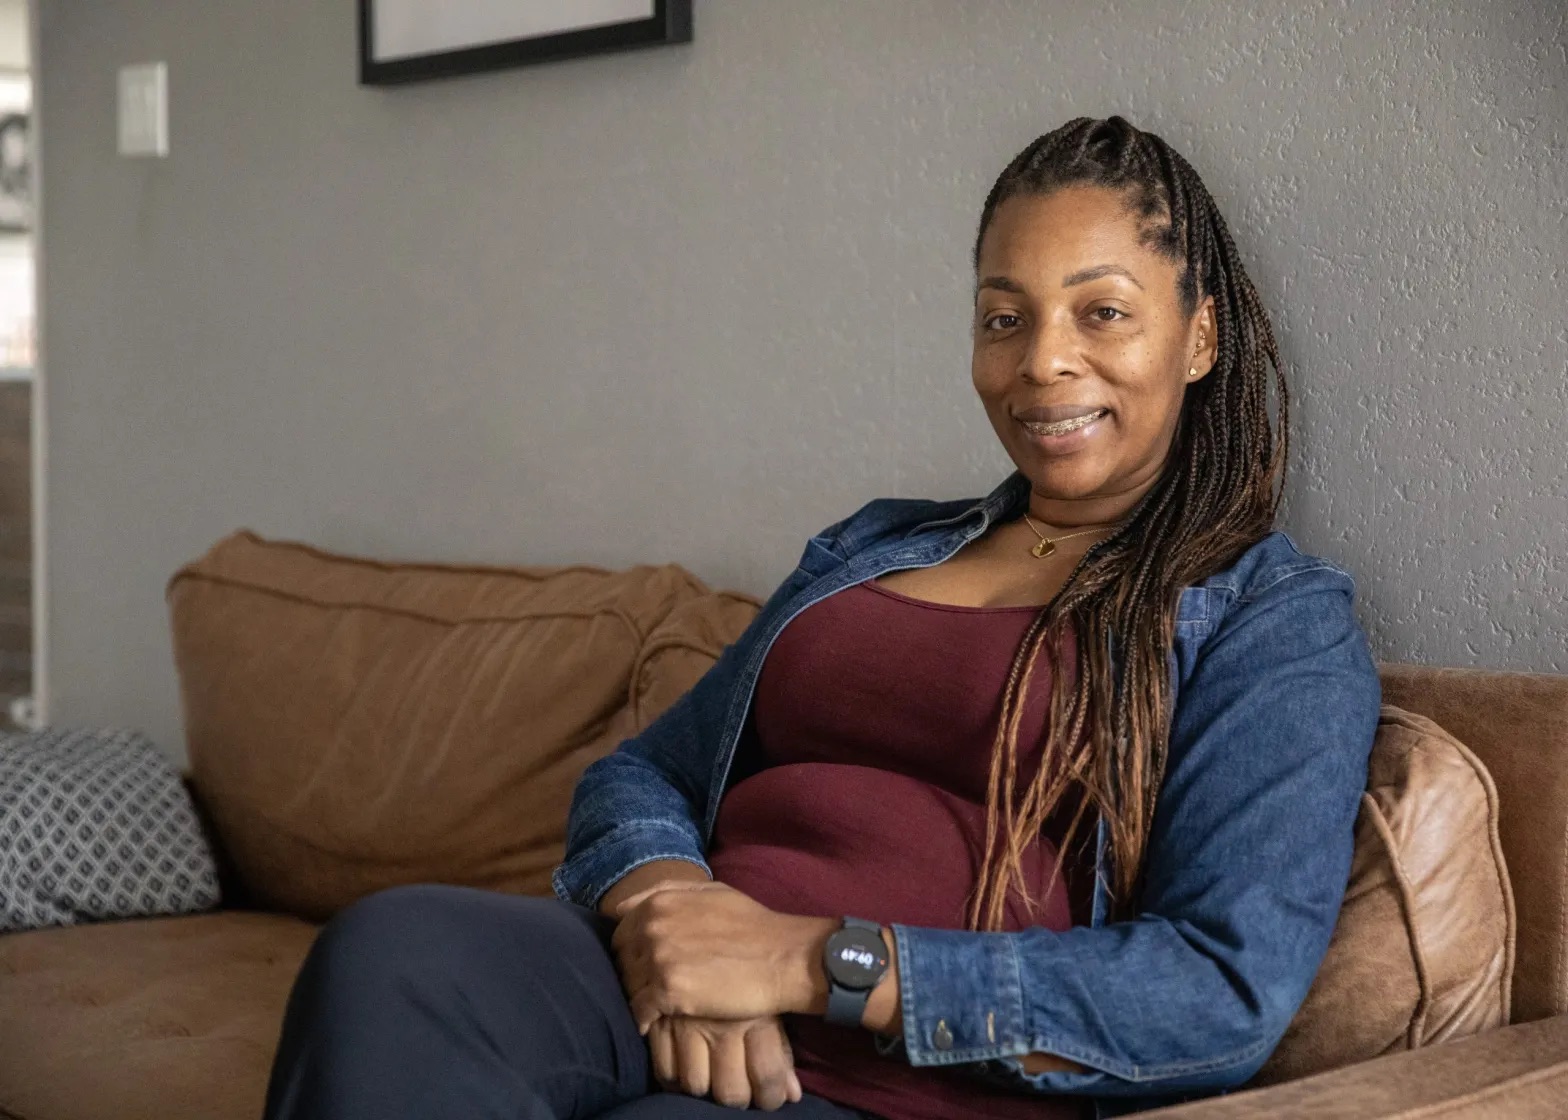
left=0, top=380, right=30, bottom=731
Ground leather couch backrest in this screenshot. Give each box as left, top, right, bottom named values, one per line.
left=168, top=530, right=712, bottom=921
left=1379, top=662, right=1568, bottom=1023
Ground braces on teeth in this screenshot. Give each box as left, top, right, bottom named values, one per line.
left=1026, top=409, right=1106, bottom=435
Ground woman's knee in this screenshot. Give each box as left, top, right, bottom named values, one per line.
left=299, top=885, right=600, bottom=997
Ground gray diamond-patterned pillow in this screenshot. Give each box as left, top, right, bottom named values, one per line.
left=0, top=729, right=221, bottom=932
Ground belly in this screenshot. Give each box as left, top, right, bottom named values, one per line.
left=707, top=762, right=1070, bottom=932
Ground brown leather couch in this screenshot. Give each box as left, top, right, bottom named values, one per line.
left=0, top=532, right=1563, bottom=1119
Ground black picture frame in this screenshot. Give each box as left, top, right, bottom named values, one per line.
left=358, top=0, right=692, bottom=86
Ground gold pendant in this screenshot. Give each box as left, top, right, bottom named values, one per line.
left=1031, top=539, right=1057, bottom=559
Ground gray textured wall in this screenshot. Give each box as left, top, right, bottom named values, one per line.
left=37, top=1, right=1567, bottom=759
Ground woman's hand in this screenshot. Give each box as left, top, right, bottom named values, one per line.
left=647, top=1014, right=803, bottom=1110
left=611, top=881, right=836, bottom=1031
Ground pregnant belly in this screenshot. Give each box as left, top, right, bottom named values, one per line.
left=707, top=763, right=1086, bottom=1120
left=706, top=762, right=1070, bottom=933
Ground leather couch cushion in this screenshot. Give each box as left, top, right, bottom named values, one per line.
left=167, top=531, right=708, bottom=921
left=1380, top=662, right=1568, bottom=1024
left=1255, top=704, right=1514, bottom=1083
left=0, top=911, right=317, bottom=1120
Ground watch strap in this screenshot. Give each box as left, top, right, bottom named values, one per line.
left=824, top=981, right=871, bottom=1028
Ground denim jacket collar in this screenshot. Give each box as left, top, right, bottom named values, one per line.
left=907, top=470, right=1032, bottom=536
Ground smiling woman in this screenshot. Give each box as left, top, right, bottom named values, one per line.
left=973, top=186, right=1215, bottom=522
left=262, top=117, right=1379, bottom=1120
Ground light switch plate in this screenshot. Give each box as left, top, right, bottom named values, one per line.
left=118, top=62, right=168, bottom=157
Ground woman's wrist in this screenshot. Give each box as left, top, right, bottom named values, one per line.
left=598, top=860, right=710, bottom=918
left=776, top=914, right=838, bottom=1015
left=860, top=925, right=902, bottom=1034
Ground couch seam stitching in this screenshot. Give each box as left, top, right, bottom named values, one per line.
left=180, top=529, right=710, bottom=584
left=166, top=571, right=649, bottom=636
left=1364, top=791, right=1432, bottom=1046
left=1428, top=712, right=1519, bottom=1026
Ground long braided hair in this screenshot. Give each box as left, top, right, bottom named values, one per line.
left=966, top=116, right=1289, bottom=930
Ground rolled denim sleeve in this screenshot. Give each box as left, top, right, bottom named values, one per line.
left=549, top=684, right=716, bottom=910
left=892, top=569, right=1380, bottom=1099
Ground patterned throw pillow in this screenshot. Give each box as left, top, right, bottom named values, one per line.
left=0, top=729, right=221, bottom=932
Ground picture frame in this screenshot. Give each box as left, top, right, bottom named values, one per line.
left=358, top=0, right=693, bottom=86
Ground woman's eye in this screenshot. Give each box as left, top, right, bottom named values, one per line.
left=983, top=313, right=1022, bottom=331
left=1091, top=306, right=1127, bottom=322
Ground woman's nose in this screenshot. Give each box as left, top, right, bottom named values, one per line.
left=1017, top=316, right=1079, bottom=384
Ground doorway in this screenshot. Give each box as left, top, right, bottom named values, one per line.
left=0, top=0, right=33, bottom=730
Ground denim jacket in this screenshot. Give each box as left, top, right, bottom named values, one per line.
left=553, top=469, right=1382, bottom=1117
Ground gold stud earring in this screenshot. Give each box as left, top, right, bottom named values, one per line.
left=1188, top=367, right=1199, bottom=377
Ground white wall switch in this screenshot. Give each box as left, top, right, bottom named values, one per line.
left=117, top=62, right=168, bottom=157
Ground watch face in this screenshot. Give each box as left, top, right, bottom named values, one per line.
left=824, top=927, right=889, bottom=991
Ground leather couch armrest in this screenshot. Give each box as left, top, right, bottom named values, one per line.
left=1139, top=1015, right=1568, bottom=1119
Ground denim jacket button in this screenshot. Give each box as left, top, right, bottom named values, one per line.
left=932, top=1020, right=954, bottom=1051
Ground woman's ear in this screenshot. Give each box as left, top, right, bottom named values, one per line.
left=1189, top=296, right=1219, bottom=380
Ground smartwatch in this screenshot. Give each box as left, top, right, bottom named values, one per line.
left=822, top=916, right=890, bottom=1027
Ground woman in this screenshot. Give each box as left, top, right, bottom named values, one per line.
left=264, top=116, right=1381, bottom=1120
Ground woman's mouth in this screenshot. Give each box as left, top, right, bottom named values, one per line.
left=1019, top=408, right=1110, bottom=437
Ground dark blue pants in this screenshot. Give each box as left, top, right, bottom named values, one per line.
left=263, top=883, right=867, bottom=1119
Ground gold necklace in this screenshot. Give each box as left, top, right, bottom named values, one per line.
left=1020, top=513, right=1128, bottom=559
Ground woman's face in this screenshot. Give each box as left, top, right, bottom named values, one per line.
left=971, top=185, right=1216, bottom=522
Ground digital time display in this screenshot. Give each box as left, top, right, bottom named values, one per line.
left=837, top=945, right=880, bottom=969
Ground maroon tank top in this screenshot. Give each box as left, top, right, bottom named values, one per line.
left=707, top=577, right=1093, bottom=1120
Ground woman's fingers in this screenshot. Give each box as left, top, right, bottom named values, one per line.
left=676, top=1021, right=711, bottom=1100
left=651, top=1016, right=803, bottom=1111
left=630, top=985, right=668, bottom=1035
left=743, top=1019, right=797, bottom=1111
left=648, top=1018, right=677, bottom=1089
left=608, top=903, right=645, bottom=958
left=708, top=1025, right=753, bottom=1109
left=783, top=1027, right=803, bottom=1103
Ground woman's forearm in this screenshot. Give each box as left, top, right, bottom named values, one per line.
left=598, top=859, right=711, bottom=918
